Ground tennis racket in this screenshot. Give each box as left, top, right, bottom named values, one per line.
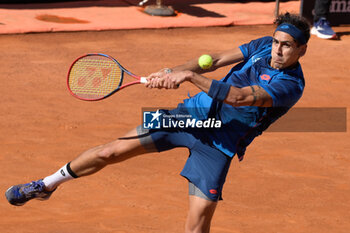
left=67, top=53, right=147, bottom=101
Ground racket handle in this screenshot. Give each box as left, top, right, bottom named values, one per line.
left=140, top=77, right=148, bottom=83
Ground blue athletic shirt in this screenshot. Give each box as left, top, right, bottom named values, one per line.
left=180, top=36, right=305, bottom=161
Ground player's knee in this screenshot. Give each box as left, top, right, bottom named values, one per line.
left=94, top=139, right=140, bottom=164
left=95, top=143, right=119, bottom=161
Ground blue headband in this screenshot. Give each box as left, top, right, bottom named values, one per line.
left=275, top=23, right=307, bottom=45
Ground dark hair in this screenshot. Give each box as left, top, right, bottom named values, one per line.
left=274, top=12, right=310, bottom=44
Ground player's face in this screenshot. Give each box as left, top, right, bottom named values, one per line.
left=271, top=31, right=307, bottom=70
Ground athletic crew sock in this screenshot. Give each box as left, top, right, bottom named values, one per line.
left=43, top=162, right=78, bottom=191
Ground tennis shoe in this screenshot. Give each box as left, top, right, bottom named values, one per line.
left=5, top=179, right=55, bottom=206
left=311, top=18, right=337, bottom=39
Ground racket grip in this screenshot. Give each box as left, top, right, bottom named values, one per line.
left=140, top=77, right=148, bottom=83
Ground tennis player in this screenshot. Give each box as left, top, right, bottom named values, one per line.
left=6, top=13, right=310, bottom=233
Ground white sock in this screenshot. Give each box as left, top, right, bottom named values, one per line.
left=43, top=162, right=77, bottom=190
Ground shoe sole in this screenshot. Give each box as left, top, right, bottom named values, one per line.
left=311, top=27, right=337, bottom=39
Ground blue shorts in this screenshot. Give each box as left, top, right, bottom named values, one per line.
left=136, top=119, right=232, bottom=202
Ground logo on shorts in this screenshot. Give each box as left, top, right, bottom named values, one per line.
left=209, top=189, right=218, bottom=195
left=143, top=109, right=162, bottom=129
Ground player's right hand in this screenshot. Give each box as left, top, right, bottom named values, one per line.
left=145, top=68, right=179, bottom=89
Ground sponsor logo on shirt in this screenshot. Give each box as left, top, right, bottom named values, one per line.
left=260, top=74, right=271, bottom=81
left=251, top=55, right=261, bottom=64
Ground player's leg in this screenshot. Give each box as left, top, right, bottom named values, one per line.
left=313, top=0, right=331, bottom=22
left=185, top=183, right=218, bottom=233
left=68, top=127, right=150, bottom=178
left=5, top=127, right=154, bottom=206
left=181, top=140, right=233, bottom=233
left=311, top=0, right=336, bottom=39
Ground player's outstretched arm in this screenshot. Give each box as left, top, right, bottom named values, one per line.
left=145, top=47, right=244, bottom=89
left=171, top=47, right=244, bottom=74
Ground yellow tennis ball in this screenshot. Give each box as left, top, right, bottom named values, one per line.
left=198, top=54, right=213, bottom=70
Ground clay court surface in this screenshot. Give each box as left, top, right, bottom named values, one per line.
left=0, top=25, right=349, bottom=233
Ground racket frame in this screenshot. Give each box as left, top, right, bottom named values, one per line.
left=67, top=53, right=147, bottom=101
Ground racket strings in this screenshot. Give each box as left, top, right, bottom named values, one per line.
left=68, top=56, right=122, bottom=99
